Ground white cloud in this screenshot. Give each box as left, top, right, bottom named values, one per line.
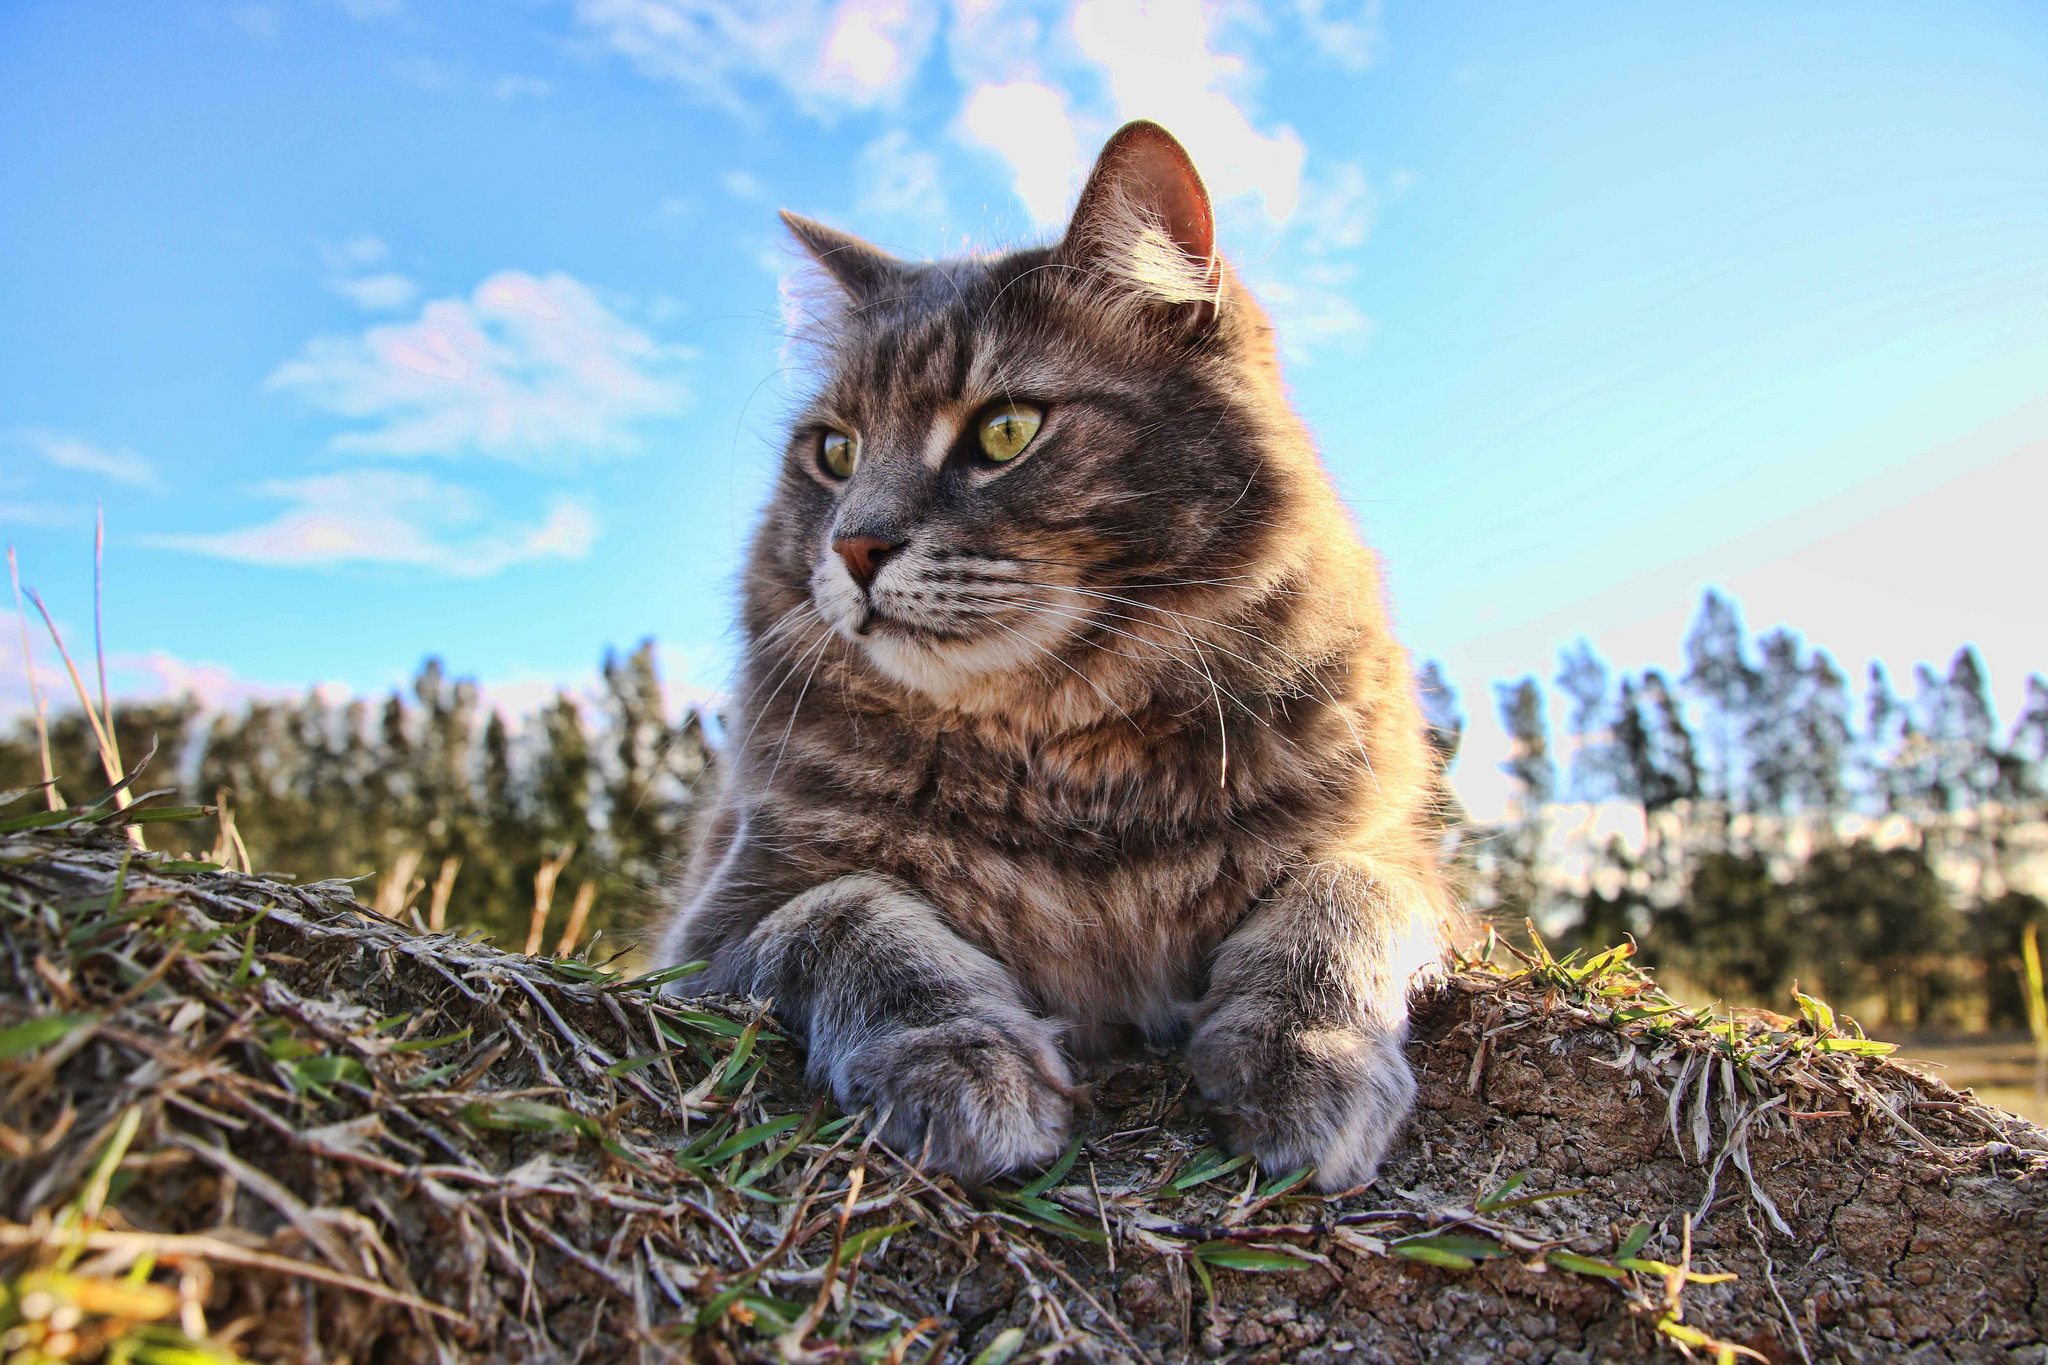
left=960, top=81, right=1081, bottom=225
left=1069, top=0, right=1304, bottom=220
left=148, top=470, right=598, bottom=577
left=491, top=74, right=553, bottom=100
left=1213, top=0, right=1384, bottom=72
left=123, top=651, right=301, bottom=717
left=819, top=0, right=926, bottom=93
left=1288, top=0, right=1383, bottom=70
left=575, top=0, right=1383, bottom=350
left=327, top=271, right=419, bottom=311
left=941, top=0, right=1308, bottom=228
left=720, top=169, right=766, bottom=200
left=0, top=502, right=80, bottom=527
left=10, top=428, right=165, bottom=493
left=573, top=0, right=937, bottom=115
left=0, top=620, right=303, bottom=726
left=268, top=270, right=691, bottom=463
left=854, top=129, right=948, bottom=223
left=318, top=235, right=390, bottom=271
left=1228, top=159, right=1382, bottom=355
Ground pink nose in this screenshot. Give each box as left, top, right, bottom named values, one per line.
left=833, top=535, right=900, bottom=589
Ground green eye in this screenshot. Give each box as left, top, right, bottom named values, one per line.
left=977, top=402, right=1043, bottom=463
left=819, top=431, right=858, bottom=479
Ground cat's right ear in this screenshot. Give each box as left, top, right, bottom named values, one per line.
left=781, top=211, right=907, bottom=305
left=1056, top=120, right=1220, bottom=324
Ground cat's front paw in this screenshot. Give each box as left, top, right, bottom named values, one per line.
left=1187, top=1010, right=1415, bottom=1193
left=837, top=1013, right=1073, bottom=1185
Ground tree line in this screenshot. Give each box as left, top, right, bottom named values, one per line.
left=0, top=642, right=717, bottom=956
left=6, top=589, right=2044, bottom=1031
left=1463, top=589, right=2048, bottom=1031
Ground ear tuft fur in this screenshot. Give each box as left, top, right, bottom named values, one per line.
left=781, top=211, right=908, bottom=305
left=1058, top=121, right=1219, bottom=313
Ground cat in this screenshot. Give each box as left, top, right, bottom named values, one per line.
left=658, top=120, right=1451, bottom=1191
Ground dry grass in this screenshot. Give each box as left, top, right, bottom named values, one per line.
left=2, top=794, right=2044, bottom=1363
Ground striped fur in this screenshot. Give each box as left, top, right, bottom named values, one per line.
left=661, top=122, right=1451, bottom=1190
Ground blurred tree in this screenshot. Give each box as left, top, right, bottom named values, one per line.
left=1744, top=628, right=1808, bottom=813
left=1969, top=890, right=2048, bottom=1029
left=1791, top=650, right=1853, bottom=817
left=1487, top=676, right=1555, bottom=925
left=1495, top=676, right=1555, bottom=812
left=1860, top=662, right=1907, bottom=814
left=1934, top=647, right=2000, bottom=813
left=1683, top=590, right=1758, bottom=815
left=1799, top=840, right=1957, bottom=1027
left=1624, top=669, right=1699, bottom=815
left=1555, top=639, right=1619, bottom=803
left=1665, top=850, right=1794, bottom=1003
left=1415, top=659, right=1475, bottom=896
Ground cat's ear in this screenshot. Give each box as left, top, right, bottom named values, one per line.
left=1057, top=120, right=1219, bottom=317
left=781, top=211, right=908, bottom=305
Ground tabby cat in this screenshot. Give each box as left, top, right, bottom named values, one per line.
left=659, top=121, right=1450, bottom=1190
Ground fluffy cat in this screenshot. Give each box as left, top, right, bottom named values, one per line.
left=659, top=120, right=1451, bottom=1190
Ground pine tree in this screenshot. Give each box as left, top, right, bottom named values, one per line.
left=1637, top=669, right=1699, bottom=813
left=1414, top=659, right=1464, bottom=774
left=1494, top=677, right=1555, bottom=811
left=1860, top=662, right=1907, bottom=814
left=1555, top=639, right=1617, bottom=803
left=2001, top=674, right=2048, bottom=805
left=532, top=690, right=596, bottom=878
left=1792, top=650, right=1852, bottom=817
left=1682, top=590, right=1758, bottom=813
left=1799, top=840, right=1957, bottom=1026
left=1900, top=664, right=1949, bottom=815
left=1488, top=676, right=1554, bottom=924
left=1743, top=629, right=1807, bottom=814
left=1938, top=647, right=1999, bottom=811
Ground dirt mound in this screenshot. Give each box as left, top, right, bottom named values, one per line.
left=2, top=807, right=2043, bottom=1363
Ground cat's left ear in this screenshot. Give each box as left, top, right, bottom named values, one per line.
left=1057, top=120, right=1220, bottom=323
left=782, top=210, right=909, bottom=305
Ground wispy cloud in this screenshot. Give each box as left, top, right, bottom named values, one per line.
left=9, top=428, right=165, bottom=493
left=148, top=470, right=599, bottom=577
left=959, top=81, right=1080, bottom=225
left=1284, top=0, right=1384, bottom=70
left=854, top=129, right=946, bottom=224
left=574, top=0, right=1386, bottom=350
left=0, top=623, right=304, bottom=721
left=318, top=235, right=392, bottom=271
left=573, top=0, right=937, bottom=116
left=268, top=271, right=691, bottom=462
left=720, top=169, right=765, bottom=200
left=316, top=235, right=416, bottom=311
left=328, top=272, right=419, bottom=311
left=943, top=0, right=1384, bottom=348
left=0, top=501, right=81, bottom=527
left=491, top=74, right=553, bottom=100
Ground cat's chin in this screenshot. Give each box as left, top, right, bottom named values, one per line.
left=851, top=620, right=1067, bottom=711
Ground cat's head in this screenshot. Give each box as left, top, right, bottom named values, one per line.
left=752, top=121, right=1315, bottom=710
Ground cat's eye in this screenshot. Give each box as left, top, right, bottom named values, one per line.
left=819, top=431, right=859, bottom=479
left=977, top=402, right=1043, bottom=463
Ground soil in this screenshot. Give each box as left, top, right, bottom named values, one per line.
left=2, top=816, right=2043, bottom=1363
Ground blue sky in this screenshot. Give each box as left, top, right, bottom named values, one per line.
left=4, top=0, right=2045, bottom=815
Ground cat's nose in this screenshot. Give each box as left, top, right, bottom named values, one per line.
left=833, top=535, right=902, bottom=589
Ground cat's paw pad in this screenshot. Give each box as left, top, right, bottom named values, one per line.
left=840, top=1014, right=1073, bottom=1185
left=1188, top=1015, right=1415, bottom=1193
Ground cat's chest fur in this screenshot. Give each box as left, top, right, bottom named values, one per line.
left=766, top=698, right=1311, bottom=1051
